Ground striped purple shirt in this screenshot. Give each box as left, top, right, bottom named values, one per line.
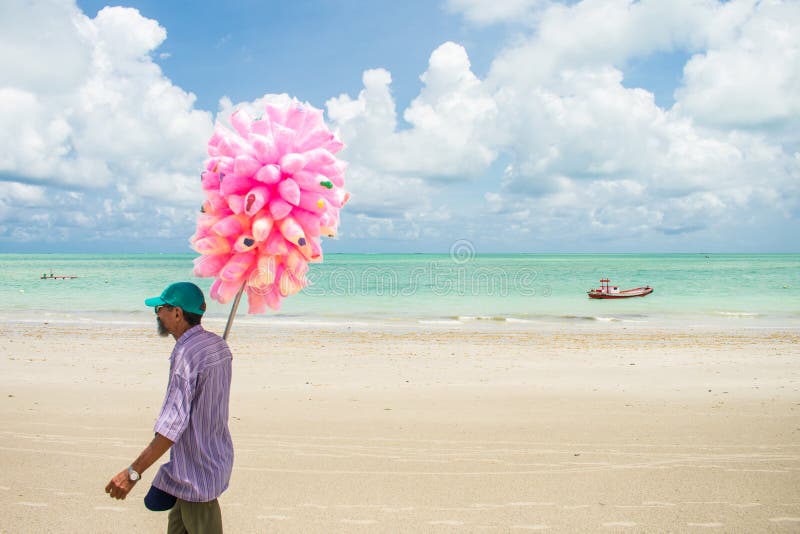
left=152, top=325, right=233, bottom=502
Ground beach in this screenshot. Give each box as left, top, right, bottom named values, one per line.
left=1, top=320, right=799, bottom=532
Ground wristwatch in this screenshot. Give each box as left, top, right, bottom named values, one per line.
left=128, top=466, right=141, bottom=482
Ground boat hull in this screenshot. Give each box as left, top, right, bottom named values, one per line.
left=587, top=287, right=653, bottom=299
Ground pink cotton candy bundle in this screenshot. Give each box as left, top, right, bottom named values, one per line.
left=191, top=100, right=348, bottom=312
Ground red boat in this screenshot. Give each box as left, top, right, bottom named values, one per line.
left=588, top=279, right=653, bottom=299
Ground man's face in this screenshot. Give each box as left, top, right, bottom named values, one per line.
left=155, top=305, right=174, bottom=337
left=156, top=316, right=169, bottom=337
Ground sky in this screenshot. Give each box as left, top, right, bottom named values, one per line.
left=0, top=0, right=798, bottom=254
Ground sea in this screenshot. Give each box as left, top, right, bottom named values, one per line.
left=1, top=253, right=798, bottom=330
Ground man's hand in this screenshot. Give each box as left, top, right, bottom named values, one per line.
left=105, top=469, right=137, bottom=500
left=102, top=433, right=173, bottom=500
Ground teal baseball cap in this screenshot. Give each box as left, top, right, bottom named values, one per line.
left=145, top=282, right=207, bottom=315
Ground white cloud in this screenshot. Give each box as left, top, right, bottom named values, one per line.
left=343, top=165, right=432, bottom=216
left=466, top=1, right=797, bottom=249
left=400, top=42, right=499, bottom=175
left=0, top=0, right=212, bottom=247
left=0, top=182, right=46, bottom=206
left=90, top=5, right=166, bottom=61
left=327, top=42, right=498, bottom=179
left=486, top=0, right=718, bottom=92
left=675, top=0, right=800, bottom=131
left=326, top=69, right=398, bottom=166
left=324, top=42, right=501, bottom=243
left=0, top=182, right=47, bottom=222
left=0, top=0, right=93, bottom=94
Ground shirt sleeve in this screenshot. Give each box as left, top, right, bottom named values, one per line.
left=154, top=373, right=194, bottom=442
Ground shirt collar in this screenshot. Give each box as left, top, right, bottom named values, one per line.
left=175, top=324, right=204, bottom=346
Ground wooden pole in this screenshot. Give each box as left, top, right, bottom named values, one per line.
left=222, top=284, right=246, bottom=341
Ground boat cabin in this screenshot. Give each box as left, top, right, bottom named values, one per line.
left=598, top=278, right=619, bottom=294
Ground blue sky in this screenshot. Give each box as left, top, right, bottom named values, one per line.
left=75, top=0, right=502, bottom=113
left=1, top=0, right=798, bottom=253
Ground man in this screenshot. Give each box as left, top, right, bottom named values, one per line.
left=105, top=282, right=233, bottom=534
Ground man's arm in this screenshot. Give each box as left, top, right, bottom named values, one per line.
left=104, top=433, right=174, bottom=500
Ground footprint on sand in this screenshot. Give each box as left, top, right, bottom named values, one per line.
left=381, top=506, right=415, bottom=512
left=299, top=503, right=328, bottom=509
left=642, top=501, right=675, bottom=507
left=769, top=517, right=800, bottom=523
left=730, top=503, right=761, bottom=509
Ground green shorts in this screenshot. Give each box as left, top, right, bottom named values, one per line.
left=167, top=498, right=223, bottom=534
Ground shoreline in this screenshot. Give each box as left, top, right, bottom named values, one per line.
left=1, top=309, right=799, bottom=335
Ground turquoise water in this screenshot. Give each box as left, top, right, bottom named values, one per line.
left=1, top=253, right=798, bottom=327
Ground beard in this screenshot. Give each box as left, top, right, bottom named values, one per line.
left=157, top=317, right=170, bottom=337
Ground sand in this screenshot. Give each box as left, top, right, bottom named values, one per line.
left=1, top=320, right=799, bottom=533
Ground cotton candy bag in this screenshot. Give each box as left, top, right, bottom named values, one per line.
left=191, top=100, right=348, bottom=312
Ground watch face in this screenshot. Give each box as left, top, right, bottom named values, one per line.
left=128, top=468, right=140, bottom=481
